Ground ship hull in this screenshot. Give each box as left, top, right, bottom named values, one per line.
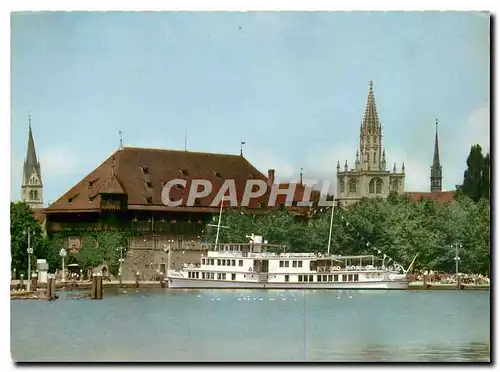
left=167, top=277, right=409, bottom=290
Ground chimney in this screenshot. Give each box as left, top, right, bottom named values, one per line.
left=267, top=169, right=275, bottom=187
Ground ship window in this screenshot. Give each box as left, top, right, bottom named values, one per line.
left=239, top=260, right=243, bottom=267
left=279, top=261, right=284, bottom=268
left=188, top=272, right=192, bottom=279
left=317, top=275, right=322, bottom=282
left=202, top=272, right=205, bottom=279
left=196, top=272, right=199, bottom=279
left=222, top=273, right=226, bottom=280
left=285, top=275, right=289, bottom=282
left=222, top=259, right=226, bottom=266
left=285, top=261, right=289, bottom=268
left=323, top=275, right=327, bottom=282
left=309, top=275, right=313, bottom=282
left=202, top=258, right=206, bottom=265
left=298, top=275, right=303, bottom=282
left=342, top=274, right=347, bottom=281
left=210, top=259, right=215, bottom=265
left=232, top=260, right=235, bottom=266
left=348, top=274, right=353, bottom=281
left=210, top=273, right=215, bottom=279
left=354, top=274, right=359, bottom=282
left=217, top=259, right=221, bottom=265
left=298, top=261, right=303, bottom=268
left=217, top=273, right=222, bottom=280
left=334, top=274, right=338, bottom=282
left=293, top=261, right=297, bottom=268
left=231, top=273, right=236, bottom=280
left=303, top=275, right=308, bottom=282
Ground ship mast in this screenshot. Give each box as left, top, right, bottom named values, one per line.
left=327, top=193, right=335, bottom=256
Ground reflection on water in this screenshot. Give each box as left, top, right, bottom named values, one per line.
left=11, top=289, right=490, bottom=362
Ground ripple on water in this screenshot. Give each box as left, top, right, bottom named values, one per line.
left=10, top=289, right=490, bottom=362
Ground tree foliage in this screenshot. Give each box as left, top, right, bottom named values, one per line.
left=201, top=195, right=490, bottom=275
left=10, top=202, right=43, bottom=276
left=458, top=144, right=490, bottom=202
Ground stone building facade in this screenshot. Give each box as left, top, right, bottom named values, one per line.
left=336, top=81, right=405, bottom=207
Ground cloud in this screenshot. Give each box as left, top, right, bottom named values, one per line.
left=464, top=101, right=490, bottom=153
left=246, top=149, right=296, bottom=181
left=39, top=146, right=80, bottom=177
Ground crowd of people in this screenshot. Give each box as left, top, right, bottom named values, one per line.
left=407, top=271, right=490, bottom=285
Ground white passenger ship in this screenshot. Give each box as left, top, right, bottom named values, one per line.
left=166, top=234, right=414, bottom=290
left=167, top=195, right=416, bottom=290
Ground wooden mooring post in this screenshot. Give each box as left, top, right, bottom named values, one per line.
left=46, top=274, right=56, bottom=301
left=135, top=272, right=140, bottom=289
left=91, top=273, right=104, bottom=300
left=160, top=273, right=165, bottom=288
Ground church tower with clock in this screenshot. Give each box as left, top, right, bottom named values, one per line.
left=430, top=119, right=442, bottom=192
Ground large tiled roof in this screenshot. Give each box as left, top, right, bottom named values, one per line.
left=46, top=147, right=270, bottom=212
left=405, top=191, right=455, bottom=204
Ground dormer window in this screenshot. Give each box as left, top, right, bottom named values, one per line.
left=88, top=178, right=99, bottom=188
left=68, top=193, right=79, bottom=203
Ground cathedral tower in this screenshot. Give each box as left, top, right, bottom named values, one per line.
left=430, top=119, right=442, bottom=192
left=21, top=113, right=43, bottom=209
left=336, top=81, right=405, bottom=207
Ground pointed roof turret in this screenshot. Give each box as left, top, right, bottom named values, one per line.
left=23, top=112, right=42, bottom=185
left=433, top=119, right=440, bottom=167
left=361, top=80, right=381, bottom=133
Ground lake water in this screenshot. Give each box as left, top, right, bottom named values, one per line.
left=11, top=289, right=490, bottom=362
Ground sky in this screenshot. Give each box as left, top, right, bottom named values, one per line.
left=10, top=11, right=490, bottom=206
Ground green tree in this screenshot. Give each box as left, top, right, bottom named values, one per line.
left=10, top=202, right=43, bottom=276
left=459, top=144, right=490, bottom=202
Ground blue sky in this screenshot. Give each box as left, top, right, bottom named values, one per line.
left=10, top=11, right=490, bottom=205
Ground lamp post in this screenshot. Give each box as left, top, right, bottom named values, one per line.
left=451, top=243, right=462, bottom=278
left=24, top=227, right=34, bottom=292
left=59, top=248, right=67, bottom=283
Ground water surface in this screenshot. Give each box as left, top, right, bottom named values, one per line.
left=11, top=289, right=490, bottom=362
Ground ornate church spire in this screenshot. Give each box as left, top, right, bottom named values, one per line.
left=430, top=118, right=442, bottom=192
left=361, top=80, right=381, bottom=133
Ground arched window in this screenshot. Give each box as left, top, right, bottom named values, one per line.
left=376, top=179, right=382, bottom=194
left=340, top=180, right=345, bottom=193
left=369, top=179, right=375, bottom=194
left=33, top=190, right=38, bottom=200
left=348, top=179, right=357, bottom=193
left=29, top=190, right=34, bottom=200
left=373, top=152, right=377, bottom=163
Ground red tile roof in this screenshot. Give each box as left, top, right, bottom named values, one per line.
left=32, top=208, right=46, bottom=223
left=405, top=191, right=455, bottom=204
left=46, top=147, right=270, bottom=212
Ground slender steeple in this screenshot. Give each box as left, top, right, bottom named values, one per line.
left=359, top=80, right=383, bottom=171
left=21, top=112, right=43, bottom=208
left=361, top=80, right=381, bottom=133
left=430, top=119, right=442, bottom=192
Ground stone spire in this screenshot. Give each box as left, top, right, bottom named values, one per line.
left=359, top=81, right=383, bottom=171
left=361, top=80, right=381, bottom=134
left=21, top=112, right=43, bottom=209
left=430, top=118, right=442, bottom=192
left=23, top=112, right=42, bottom=186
